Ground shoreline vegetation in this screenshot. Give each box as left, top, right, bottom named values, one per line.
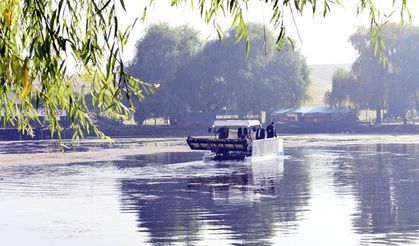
left=95, top=124, right=419, bottom=138
left=1, top=123, right=419, bottom=141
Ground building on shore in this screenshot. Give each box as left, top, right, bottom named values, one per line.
left=271, top=107, right=360, bottom=133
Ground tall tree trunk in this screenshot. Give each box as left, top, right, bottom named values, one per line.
left=375, top=109, right=382, bottom=124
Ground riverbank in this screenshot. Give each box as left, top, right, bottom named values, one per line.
left=0, top=125, right=208, bottom=141
left=1, top=123, right=418, bottom=141
left=0, top=138, right=191, bottom=166
left=99, top=124, right=419, bottom=136
left=351, top=123, right=419, bottom=133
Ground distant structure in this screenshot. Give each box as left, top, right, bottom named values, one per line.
left=271, top=107, right=360, bottom=133
left=0, top=109, right=69, bottom=140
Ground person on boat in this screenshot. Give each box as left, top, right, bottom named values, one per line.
left=256, top=125, right=265, bottom=140
left=237, top=126, right=248, bottom=139
left=266, top=121, right=277, bottom=138
left=250, top=127, right=257, bottom=140
left=216, top=126, right=228, bottom=139
left=237, top=126, right=243, bottom=139
left=242, top=127, right=248, bottom=139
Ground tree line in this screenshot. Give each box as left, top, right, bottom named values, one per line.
left=1, top=0, right=412, bottom=139
left=325, top=24, right=419, bottom=124
left=127, top=23, right=311, bottom=126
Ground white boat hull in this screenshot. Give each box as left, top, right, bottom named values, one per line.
left=202, top=136, right=284, bottom=163
left=250, top=137, right=284, bottom=162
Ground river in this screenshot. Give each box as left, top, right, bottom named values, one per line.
left=0, top=135, right=418, bottom=245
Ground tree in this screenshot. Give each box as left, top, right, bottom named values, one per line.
left=325, top=68, right=359, bottom=108
left=327, top=24, right=419, bottom=124
left=0, top=0, right=413, bottom=140
left=385, top=25, right=419, bottom=122
left=351, top=28, right=393, bottom=124
left=127, top=23, right=201, bottom=125
left=174, top=22, right=310, bottom=122
left=192, top=23, right=278, bottom=115
left=0, top=0, right=155, bottom=141
left=261, top=45, right=311, bottom=109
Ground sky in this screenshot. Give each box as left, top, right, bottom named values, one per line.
left=119, top=1, right=417, bottom=65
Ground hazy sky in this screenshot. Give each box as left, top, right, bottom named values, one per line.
left=120, top=1, right=417, bottom=65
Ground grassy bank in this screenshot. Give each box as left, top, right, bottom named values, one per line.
left=97, top=124, right=209, bottom=138
left=96, top=123, right=419, bottom=138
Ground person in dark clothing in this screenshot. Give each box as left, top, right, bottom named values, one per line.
left=242, top=127, right=248, bottom=139
left=237, top=126, right=243, bottom=139
left=237, top=126, right=248, bottom=139
left=216, top=126, right=228, bottom=139
left=266, top=121, right=277, bottom=138
left=256, top=126, right=265, bottom=140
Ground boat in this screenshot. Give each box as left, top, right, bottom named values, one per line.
left=186, top=119, right=284, bottom=162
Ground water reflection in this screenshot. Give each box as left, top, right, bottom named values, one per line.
left=0, top=138, right=419, bottom=245
left=331, top=144, right=419, bottom=245
left=117, top=154, right=312, bottom=245
left=116, top=143, right=419, bottom=245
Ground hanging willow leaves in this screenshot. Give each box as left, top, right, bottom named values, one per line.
left=22, top=58, right=31, bottom=96
left=171, top=0, right=411, bottom=56
left=0, top=0, right=153, bottom=144
left=0, top=0, right=413, bottom=145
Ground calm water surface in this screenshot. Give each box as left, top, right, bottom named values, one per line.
left=0, top=136, right=419, bottom=245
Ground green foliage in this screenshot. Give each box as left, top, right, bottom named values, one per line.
left=0, top=0, right=155, bottom=143
left=127, top=23, right=201, bottom=125
left=328, top=24, right=419, bottom=123
left=325, top=68, right=359, bottom=107
left=128, top=22, right=310, bottom=126
left=384, top=25, right=419, bottom=119
left=328, top=27, right=392, bottom=123
left=169, top=0, right=411, bottom=57
left=173, top=23, right=310, bottom=120
left=351, top=29, right=389, bottom=114
left=0, top=0, right=414, bottom=140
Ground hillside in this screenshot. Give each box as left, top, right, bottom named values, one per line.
left=304, top=63, right=351, bottom=106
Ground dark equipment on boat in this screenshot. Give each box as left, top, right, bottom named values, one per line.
left=186, top=136, right=250, bottom=161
